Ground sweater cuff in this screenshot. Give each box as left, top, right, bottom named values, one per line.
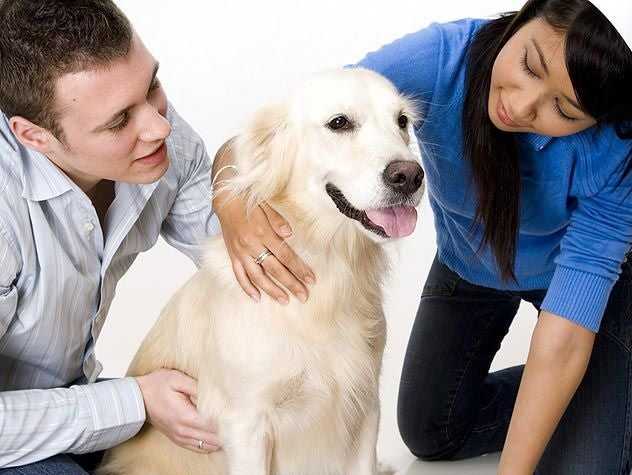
left=540, top=265, right=614, bottom=333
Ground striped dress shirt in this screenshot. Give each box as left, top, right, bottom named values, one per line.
left=0, top=104, right=219, bottom=467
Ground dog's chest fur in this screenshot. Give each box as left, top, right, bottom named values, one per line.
left=207, top=272, right=385, bottom=430
left=196, top=231, right=387, bottom=471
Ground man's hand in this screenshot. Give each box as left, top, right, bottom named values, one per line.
left=136, top=369, right=221, bottom=453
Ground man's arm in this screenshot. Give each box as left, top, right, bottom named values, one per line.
left=497, top=310, right=595, bottom=474
left=159, top=108, right=225, bottom=266
left=0, top=379, right=145, bottom=468
left=0, top=229, right=147, bottom=468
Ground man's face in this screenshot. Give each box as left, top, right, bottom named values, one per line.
left=47, top=34, right=171, bottom=191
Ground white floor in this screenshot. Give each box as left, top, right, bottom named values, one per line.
left=397, top=454, right=501, bottom=475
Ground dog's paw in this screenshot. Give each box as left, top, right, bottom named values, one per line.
left=377, top=461, right=398, bottom=475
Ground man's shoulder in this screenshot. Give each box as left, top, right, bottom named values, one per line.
left=0, top=142, right=27, bottom=207
left=0, top=116, right=34, bottom=236
left=163, top=104, right=212, bottom=190
left=165, top=103, right=208, bottom=164
left=0, top=159, right=28, bottom=254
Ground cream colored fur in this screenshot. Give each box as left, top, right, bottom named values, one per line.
left=98, top=68, right=423, bottom=475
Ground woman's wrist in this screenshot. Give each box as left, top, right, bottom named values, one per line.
left=212, top=188, right=243, bottom=223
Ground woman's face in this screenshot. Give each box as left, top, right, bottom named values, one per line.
left=489, top=17, right=597, bottom=137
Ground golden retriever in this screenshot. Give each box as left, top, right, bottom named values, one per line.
left=99, top=67, right=425, bottom=475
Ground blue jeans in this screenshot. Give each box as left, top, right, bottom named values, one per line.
left=0, top=452, right=104, bottom=474
left=398, top=254, right=632, bottom=474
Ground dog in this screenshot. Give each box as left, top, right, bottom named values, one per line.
left=98, top=67, right=425, bottom=475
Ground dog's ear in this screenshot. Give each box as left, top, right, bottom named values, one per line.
left=224, top=103, right=297, bottom=211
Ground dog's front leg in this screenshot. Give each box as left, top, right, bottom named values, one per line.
left=346, top=405, right=379, bottom=475
left=223, top=412, right=272, bottom=475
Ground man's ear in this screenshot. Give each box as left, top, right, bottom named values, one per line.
left=9, top=116, right=56, bottom=153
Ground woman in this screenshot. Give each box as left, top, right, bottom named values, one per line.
left=210, top=0, right=632, bottom=473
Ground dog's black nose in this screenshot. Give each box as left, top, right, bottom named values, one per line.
left=383, top=161, right=424, bottom=194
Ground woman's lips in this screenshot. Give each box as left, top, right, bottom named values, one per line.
left=497, top=95, right=519, bottom=127
left=136, top=142, right=167, bottom=166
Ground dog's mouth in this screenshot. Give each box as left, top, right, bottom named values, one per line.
left=325, top=183, right=418, bottom=238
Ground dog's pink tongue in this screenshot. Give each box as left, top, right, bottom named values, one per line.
left=366, top=206, right=418, bottom=238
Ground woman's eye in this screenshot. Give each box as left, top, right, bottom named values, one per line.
left=555, top=100, right=578, bottom=122
left=521, top=49, right=538, bottom=79
left=327, top=115, right=353, bottom=131
left=398, top=114, right=409, bottom=129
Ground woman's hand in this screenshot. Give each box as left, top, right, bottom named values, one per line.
left=214, top=193, right=316, bottom=304
left=136, top=369, right=221, bottom=453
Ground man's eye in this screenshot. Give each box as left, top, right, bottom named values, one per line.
left=110, top=114, right=129, bottom=132
left=149, top=78, right=161, bottom=93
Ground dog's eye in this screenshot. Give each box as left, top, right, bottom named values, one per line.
left=327, top=115, right=353, bottom=131
left=398, top=114, right=409, bottom=129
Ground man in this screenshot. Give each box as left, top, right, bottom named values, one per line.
left=0, top=1, right=222, bottom=472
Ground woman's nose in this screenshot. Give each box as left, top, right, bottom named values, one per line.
left=510, top=92, right=538, bottom=124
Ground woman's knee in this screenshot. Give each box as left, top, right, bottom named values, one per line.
left=397, top=418, right=464, bottom=461
left=397, top=384, right=465, bottom=460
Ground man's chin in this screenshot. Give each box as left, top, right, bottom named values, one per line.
left=129, top=158, right=170, bottom=185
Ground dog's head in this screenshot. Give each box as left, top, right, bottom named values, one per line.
left=225, top=67, right=425, bottom=243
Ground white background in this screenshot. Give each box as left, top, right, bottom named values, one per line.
left=96, top=1, right=536, bottom=473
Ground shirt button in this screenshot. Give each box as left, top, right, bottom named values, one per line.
left=84, top=222, right=94, bottom=233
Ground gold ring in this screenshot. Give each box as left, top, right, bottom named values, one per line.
left=254, top=249, right=273, bottom=265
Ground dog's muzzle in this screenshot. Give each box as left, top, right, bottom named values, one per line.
left=326, top=160, right=423, bottom=239
left=325, top=178, right=421, bottom=239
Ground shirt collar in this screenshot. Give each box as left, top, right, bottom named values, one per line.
left=20, top=148, right=74, bottom=202
left=521, top=132, right=555, bottom=151
left=0, top=112, right=74, bottom=202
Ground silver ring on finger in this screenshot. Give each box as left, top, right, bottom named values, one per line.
left=254, top=248, right=273, bottom=266
left=197, top=439, right=205, bottom=450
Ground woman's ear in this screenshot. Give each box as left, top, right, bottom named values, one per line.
left=228, top=103, right=297, bottom=210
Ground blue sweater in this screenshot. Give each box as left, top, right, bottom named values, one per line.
left=357, top=18, right=632, bottom=332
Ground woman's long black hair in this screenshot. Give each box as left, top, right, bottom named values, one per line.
left=463, top=0, right=632, bottom=281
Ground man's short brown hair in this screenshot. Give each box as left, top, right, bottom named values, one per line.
left=0, top=0, right=133, bottom=139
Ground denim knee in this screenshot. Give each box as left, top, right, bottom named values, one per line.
left=398, top=419, right=465, bottom=461
left=397, top=388, right=466, bottom=461
left=0, top=455, right=89, bottom=475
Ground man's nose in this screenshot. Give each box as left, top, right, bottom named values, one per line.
left=139, top=106, right=172, bottom=143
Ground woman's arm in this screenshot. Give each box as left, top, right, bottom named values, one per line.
left=211, top=140, right=316, bottom=304
left=497, top=310, right=595, bottom=474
